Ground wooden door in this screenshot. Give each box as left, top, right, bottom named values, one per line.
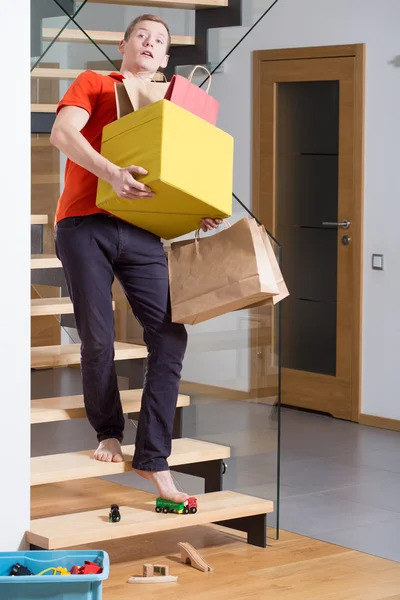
left=252, top=45, right=365, bottom=421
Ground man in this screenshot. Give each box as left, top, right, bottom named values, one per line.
left=50, top=14, right=221, bottom=503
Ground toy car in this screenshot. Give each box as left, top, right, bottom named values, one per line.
left=10, top=563, right=33, bottom=576
left=109, top=504, right=121, bottom=523
left=71, top=561, right=103, bottom=575
left=155, top=497, right=197, bottom=514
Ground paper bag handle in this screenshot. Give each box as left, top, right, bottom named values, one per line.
left=188, top=65, right=212, bottom=94
left=195, top=219, right=231, bottom=240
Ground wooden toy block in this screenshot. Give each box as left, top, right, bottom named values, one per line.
left=154, top=564, right=169, bottom=576
left=143, top=564, right=154, bottom=577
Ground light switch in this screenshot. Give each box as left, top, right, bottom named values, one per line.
left=372, top=254, right=384, bottom=270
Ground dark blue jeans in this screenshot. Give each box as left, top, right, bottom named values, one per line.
left=55, top=214, right=187, bottom=471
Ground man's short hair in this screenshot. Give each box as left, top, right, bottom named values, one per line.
left=124, top=14, right=171, bottom=50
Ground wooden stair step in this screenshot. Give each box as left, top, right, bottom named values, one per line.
left=86, top=0, right=228, bottom=8
left=32, top=174, right=59, bottom=185
left=31, top=214, right=48, bottom=225
left=31, top=68, right=165, bottom=81
left=31, top=104, right=57, bottom=113
left=31, top=137, right=51, bottom=147
left=28, top=490, right=272, bottom=549
left=31, top=437, right=229, bottom=486
left=31, top=297, right=73, bottom=316
left=31, top=389, right=190, bottom=424
left=31, top=255, right=62, bottom=270
left=43, top=28, right=194, bottom=47
left=31, top=297, right=115, bottom=317
left=31, top=342, right=146, bottom=369
left=31, top=68, right=111, bottom=79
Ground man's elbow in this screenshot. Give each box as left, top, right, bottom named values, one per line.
left=49, top=125, right=63, bottom=149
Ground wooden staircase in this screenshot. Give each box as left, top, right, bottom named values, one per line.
left=29, top=209, right=272, bottom=549
left=30, top=0, right=272, bottom=552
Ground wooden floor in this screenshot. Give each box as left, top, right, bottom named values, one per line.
left=31, top=480, right=400, bottom=599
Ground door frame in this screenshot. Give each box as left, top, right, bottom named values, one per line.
left=251, top=44, right=365, bottom=421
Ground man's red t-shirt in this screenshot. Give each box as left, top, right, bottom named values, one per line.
left=55, top=70, right=125, bottom=223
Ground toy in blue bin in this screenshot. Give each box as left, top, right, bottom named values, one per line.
left=0, top=550, right=109, bottom=600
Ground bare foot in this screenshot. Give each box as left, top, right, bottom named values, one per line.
left=134, top=468, right=189, bottom=503
left=94, top=438, right=124, bottom=463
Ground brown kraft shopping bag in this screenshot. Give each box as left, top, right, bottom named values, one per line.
left=115, top=76, right=170, bottom=118
left=168, top=217, right=280, bottom=325
left=244, top=225, right=289, bottom=308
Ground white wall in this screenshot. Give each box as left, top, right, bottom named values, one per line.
left=191, top=0, right=400, bottom=418
left=0, top=0, right=31, bottom=549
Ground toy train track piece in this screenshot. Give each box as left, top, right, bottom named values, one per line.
left=178, top=542, right=214, bottom=572
left=155, top=496, right=198, bottom=514
left=128, top=575, right=178, bottom=584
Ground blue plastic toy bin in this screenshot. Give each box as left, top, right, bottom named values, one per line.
left=0, top=550, right=109, bottom=600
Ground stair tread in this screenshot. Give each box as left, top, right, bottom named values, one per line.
left=31, top=68, right=165, bottom=81
left=31, top=214, right=48, bottom=225
left=31, top=297, right=115, bottom=316
left=31, top=389, right=190, bottom=423
left=43, top=28, right=195, bottom=46
left=31, top=342, right=147, bottom=368
left=31, top=104, right=57, bottom=113
left=31, top=297, right=73, bottom=316
left=31, top=437, right=229, bottom=486
left=28, top=490, right=273, bottom=549
left=86, top=0, right=228, bottom=8
left=31, top=137, right=52, bottom=147
left=31, top=68, right=111, bottom=79
left=31, top=254, right=62, bottom=270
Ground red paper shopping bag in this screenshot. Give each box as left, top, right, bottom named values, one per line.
left=164, top=65, right=219, bottom=125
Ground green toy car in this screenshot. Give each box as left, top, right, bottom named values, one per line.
left=155, top=497, right=198, bottom=514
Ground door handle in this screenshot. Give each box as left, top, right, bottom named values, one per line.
left=322, top=219, right=351, bottom=230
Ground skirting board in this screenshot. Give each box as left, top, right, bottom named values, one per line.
left=359, top=413, right=400, bottom=432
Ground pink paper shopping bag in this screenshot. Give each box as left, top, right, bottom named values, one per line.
left=164, top=65, right=219, bottom=125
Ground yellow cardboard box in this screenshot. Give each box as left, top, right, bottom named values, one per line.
left=96, top=99, right=233, bottom=240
